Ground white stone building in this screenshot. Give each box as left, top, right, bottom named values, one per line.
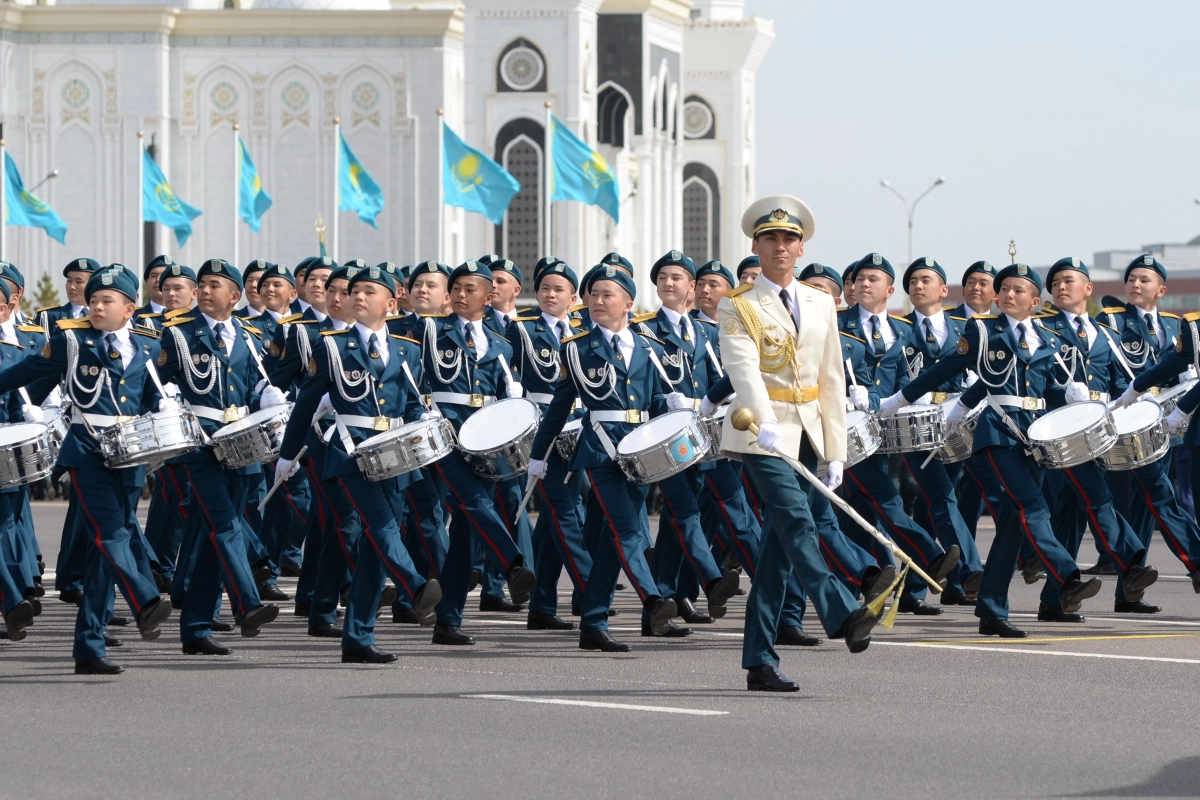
left=0, top=0, right=772, bottom=306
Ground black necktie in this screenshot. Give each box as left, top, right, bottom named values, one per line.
left=923, top=318, right=935, bottom=344
left=214, top=323, right=228, bottom=351
left=778, top=289, right=796, bottom=330
left=1016, top=322, right=1030, bottom=360
left=1076, top=316, right=1088, bottom=343
left=1145, top=313, right=1156, bottom=337
left=869, top=314, right=884, bottom=355
left=557, top=321, right=569, bottom=342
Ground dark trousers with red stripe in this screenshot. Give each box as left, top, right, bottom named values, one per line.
left=843, top=454, right=944, bottom=603
left=1123, top=454, right=1200, bottom=592
left=55, top=491, right=86, bottom=595
left=971, top=446, right=1081, bottom=621
left=478, top=478, right=536, bottom=601
left=325, top=473, right=427, bottom=649
left=903, top=455, right=983, bottom=592
left=177, top=455, right=263, bottom=643
left=957, top=458, right=989, bottom=540
left=260, top=465, right=311, bottom=570
left=392, top=470, right=449, bottom=614
left=812, top=492, right=878, bottom=599
left=650, top=467, right=725, bottom=622
left=530, top=450, right=592, bottom=616
left=301, top=455, right=354, bottom=627
left=144, top=463, right=189, bottom=581
left=0, top=494, right=30, bottom=619
left=68, top=466, right=160, bottom=661
left=433, top=454, right=526, bottom=628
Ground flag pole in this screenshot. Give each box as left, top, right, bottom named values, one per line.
left=543, top=101, right=552, bottom=258
left=436, top=108, right=444, bottom=264
left=232, top=122, right=240, bottom=270
left=0, top=136, right=7, bottom=263
left=332, top=116, right=340, bottom=262
left=137, top=130, right=145, bottom=299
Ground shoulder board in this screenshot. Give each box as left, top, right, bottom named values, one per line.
left=279, top=313, right=304, bottom=324
left=635, top=330, right=665, bottom=345
left=801, top=280, right=830, bottom=295
left=489, top=332, right=510, bottom=343
left=1031, top=313, right=1053, bottom=319
left=839, top=330, right=866, bottom=344
left=238, top=323, right=263, bottom=338
left=948, top=316, right=967, bottom=322
left=36, top=304, right=59, bottom=313
left=569, top=303, right=587, bottom=312
left=164, top=308, right=191, bottom=320
left=1184, top=311, right=1200, bottom=322
left=695, top=317, right=718, bottom=328
left=1096, top=319, right=1117, bottom=332
left=630, top=311, right=657, bottom=324
left=292, top=319, right=316, bottom=325
left=942, top=304, right=956, bottom=311
left=131, top=327, right=159, bottom=339
left=385, top=314, right=406, bottom=321
left=162, top=317, right=194, bottom=329
left=836, top=306, right=849, bottom=312
left=727, top=283, right=753, bottom=298
left=974, top=314, right=999, bottom=320
left=390, top=334, right=420, bottom=344
left=138, top=312, right=163, bottom=319
left=888, top=314, right=911, bottom=325
left=16, top=324, right=45, bottom=333
left=562, top=331, right=590, bottom=343
left=1161, top=312, right=1179, bottom=319
left=570, top=318, right=582, bottom=328
left=1, top=340, right=24, bottom=350
left=423, top=313, right=450, bottom=319
left=1102, top=307, right=1126, bottom=314
left=56, top=318, right=92, bottom=330
left=510, top=315, right=540, bottom=324
left=319, top=328, right=351, bottom=336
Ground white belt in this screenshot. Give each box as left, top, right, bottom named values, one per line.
left=431, top=392, right=496, bottom=407
left=991, top=395, right=1045, bottom=411
left=591, top=409, right=648, bottom=424
left=339, top=414, right=403, bottom=432
left=527, top=392, right=554, bottom=405
left=1088, top=391, right=1111, bottom=403
left=189, top=405, right=249, bottom=423
left=71, top=409, right=128, bottom=429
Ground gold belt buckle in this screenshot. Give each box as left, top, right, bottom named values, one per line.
left=1149, top=386, right=1162, bottom=396
left=223, top=405, right=240, bottom=423
left=1023, top=397, right=1040, bottom=411
left=115, top=415, right=133, bottom=424
left=931, top=392, right=949, bottom=404
left=1089, top=390, right=1103, bottom=402
left=422, top=393, right=432, bottom=409
left=374, top=416, right=390, bottom=431
left=469, top=394, right=484, bottom=408
left=626, top=409, right=642, bottom=424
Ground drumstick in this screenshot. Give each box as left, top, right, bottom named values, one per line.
left=257, top=444, right=307, bottom=512
left=845, top=358, right=858, bottom=386
left=512, top=441, right=556, bottom=526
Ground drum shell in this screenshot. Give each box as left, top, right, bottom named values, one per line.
left=356, top=417, right=456, bottom=482
left=458, top=399, right=541, bottom=481
left=1026, top=404, right=1117, bottom=469
left=212, top=405, right=292, bottom=469
left=1155, top=379, right=1197, bottom=438
left=877, top=405, right=945, bottom=454
left=935, top=403, right=984, bottom=464
left=616, top=411, right=711, bottom=485
left=845, top=411, right=881, bottom=468
left=1099, top=405, right=1169, bottom=472
left=554, top=418, right=583, bottom=464
left=0, top=423, right=54, bottom=488
left=699, top=407, right=728, bottom=463
left=98, top=410, right=204, bottom=469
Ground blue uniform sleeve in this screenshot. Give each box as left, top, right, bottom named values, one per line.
left=279, top=339, right=331, bottom=461
left=901, top=326, right=976, bottom=403
left=0, top=333, right=68, bottom=396
left=529, top=346, right=579, bottom=457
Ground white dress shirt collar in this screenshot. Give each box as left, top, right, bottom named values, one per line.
left=598, top=324, right=634, bottom=364
left=758, top=273, right=799, bottom=330
left=660, top=306, right=693, bottom=340
left=541, top=311, right=571, bottom=339
left=264, top=308, right=283, bottom=323
left=69, top=303, right=87, bottom=318
left=858, top=304, right=896, bottom=349
left=1061, top=309, right=1097, bottom=350
left=696, top=309, right=718, bottom=324
left=913, top=308, right=948, bottom=348
left=456, top=315, right=488, bottom=359
left=355, top=322, right=390, bottom=366
left=1004, top=314, right=1040, bottom=354
left=201, top=312, right=238, bottom=355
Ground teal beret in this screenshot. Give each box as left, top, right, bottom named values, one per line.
left=256, top=263, right=294, bottom=290
left=63, top=258, right=101, bottom=277
left=903, top=257, right=947, bottom=293
left=197, top=259, right=243, bottom=291
left=852, top=253, right=895, bottom=282
left=1046, top=257, right=1089, bottom=288
left=962, top=261, right=996, bottom=286
left=86, top=268, right=139, bottom=303
left=449, top=260, right=494, bottom=288
left=1125, top=253, right=1167, bottom=283
left=799, top=262, right=842, bottom=292
left=347, top=263, right=395, bottom=294
left=697, top=260, right=735, bottom=288
left=736, top=256, right=760, bottom=280
left=159, top=263, right=197, bottom=289
left=650, top=250, right=696, bottom=283
left=590, top=264, right=637, bottom=300
left=407, top=260, right=451, bottom=291
left=993, top=263, right=1042, bottom=295
left=144, top=254, right=176, bottom=280
left=534, top=259, right=578, bottom=292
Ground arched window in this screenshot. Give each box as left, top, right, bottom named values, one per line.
left=597, top=83, right=631, bottom=147
left=494, top=118, right=545, bottom=268
left=683, top=163, right=721, bottom=264
left=496, top=38, right=548, bottom=94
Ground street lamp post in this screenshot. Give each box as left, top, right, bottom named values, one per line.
left=880, top=177, right=946, bottom=268
left=29, top=169, right=59, bottom=193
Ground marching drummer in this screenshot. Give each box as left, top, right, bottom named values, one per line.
left=798, top=262, right=843, bottom=305
left=274, top=264, right=442, bottom=664
left=735, top=256, right=760, bottom=286
left=388, top=261, right=451, bottom=339
left=879, top=262, right=1108, bottom=637
left=953, top=261, right=997, bottom=319
left=132, top=255, right=172, bottom=330
left=0, top=267, right=170, bottom=672
left=157, top=258, right=287, bottom=655
left=267, top=257, right=334, bottom=391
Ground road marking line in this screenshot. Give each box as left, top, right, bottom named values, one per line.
left=914, top=633, right=1199, bottom=645
left=872, top=641, right=1200, bottom=664
left=462, top=694, right=729, bottom=716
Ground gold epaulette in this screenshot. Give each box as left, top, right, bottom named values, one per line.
left=423, top=313, right=450, bottom=318
left=1162, top=311, right=1180, bottom=319
left=630, top=311, right=657, bottom=324
left=510, top=315, right=540, bottom=324
left=279, top=313, right=304, bottom=324
left=292, top=319, right=316, bottom=324
left=390, top=334, right=420, bottom=344
left=36, top=304, right=59, bottom=313
left=570, top=318, right=582, bottom=328
left=836, top=306, right=849, bottom=312
left=949, top=316, right=967, bottom=322
left=889, top=314, right=911, bottom=324
left=801, top=280, right=830, bottom=295
left=239, top=323, right=263, bottom=338
left=139, top=312, right=163, bottom=319
left=1184, top=311, right=1200, bottom=322
left=635, top=330, right=665, bottom=345
left=162, top=317, right=194, bottom=329
left=1031, top=313, right=1054, bottom=319
left=1102, top=306, right=1126, bottom=314
left=562, top=330, right=590, bottom=343
left=942, top=304, right=956, bottom=311
left=132, top=327, right=159, bottom=339
left=974, top=314, right=999, bottom=320
left=56, top=318, right=92, bottom=330
left=320, top=328, right=351, bottom=336
left=385, top=314, right=405, bottom=321
left=569, top=303, right=587, bottom=312
left=727, top=283, right=753, bottom=298
left=840, top=330, right=866, bottom=344
left=16, top=324, right=44, bottom=333
left=1097, top=319, right=1117, bottom=331
left=164, top=307, right=191, bottom=320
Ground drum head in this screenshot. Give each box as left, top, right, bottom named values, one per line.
left=0, top=423, right=47, bottom=445
left=561, top=418, right=583, bottom=434
left=898, top=404, right=938, bottom=418
left=617, top=410, right=693, bottom=455
left=1157, top=379, right=1199, bottom=404
left=847, top=410, right=868, bottom=427
left=218, top=405, right=289, bottom=435
left=1112, top=400, right=1162, bottom=434
left=939, top=396, right=962, bottom=413
left=1027, top=401, right=1107, bottom=439
left=458, top=398, right=538, bottom=450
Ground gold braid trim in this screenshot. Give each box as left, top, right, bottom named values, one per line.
left=730, top=294, right=796, bottom=374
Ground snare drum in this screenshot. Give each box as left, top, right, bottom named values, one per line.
left=934, top=397, right=984, bottom=464
left=457, top=398, right=540, bottom=480
left=845, top=409, right=882, bottom=467
left=0, top=423, right=55, bottom=487
left=355, top=416, right=456, bottom=482
left=211, top=404, right=292, bottom=469
left=98, top=408, right=204, bottom=469
left=615, top=410, right=711, bottom=484
left=1154, top=379, right=1198, bottom=438
left=699, top=405, right=729, bottom=462
left=1100, top=400, right=1169, bottom=471
left=1026, top=401, right=1117, bottom=469
left=555, top=418, right=583, bottom=464
left=878, top=403, right=944, bottom=454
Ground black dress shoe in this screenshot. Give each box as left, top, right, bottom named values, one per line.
left=570, top=603, right=616, bottom=618
left=294, top=603, right=311, bottom=618
left=480, top=596, right=523, bottom=613
left=528, top=612, right=575, bottom=630
left=75, top=657, right=124, bottom=675
left=1037, top=604, right=1084, bottom=623
left=431, top=623, right=475, bottom=645
left=183, top=637, right=233, bottom=656
left=109, top=615, right=131, bottom=626
left=4, top=600, right=34, bottom=641
left=59, top=589, right=83, bottom=606
left=468, top=569, right=482, bottom=592
left=28, top=598, right=41, bottom=616
left=1114, top=599, right=1162, bottom=614
left=862, top=565, right=897, bottom=605
left=615, top=582, right=627, bottom=591
left=211, top=618, right=234, bottom=633
left=678, top=597, right=713, bottom=624
left=939, top=589, right=971, bottom=606
left=1021, top=555, right=1045, bottom=584
left=643, top=546, right=655, bottom=565
left=279, top=561, right=302, bottom=578
left=136, top=597, right=173, bottom=642
left=776, top=625, right=822, bottom=647
left=641, top=620, right=692, bottom=637
left=253, top=564, right=273, bottom=585
left=240, top=604, right=279, bottom=638
left=979, top=618, right=1027, bottom=638
left=377, top=585, right=399, bottom=615
left=103, top=633, right=123, bottom=648
left=645, top=597, right=677, bottom=635
left=962, top=570, right=983, bottom=601
left=579, top=630, right=631, bottom=652
left=259, top=583, right=291, bottom=602
left=898, top=598, right=943, bottom=616
left=153, top=570, right=168, bottom=594
left=414, top=579, right=442, bottom=627
left=1191, top=571, right=1200, bottom=594
left=342, top=645, right=398, bottom=664
left=1081, top=560, right=1118, bottom=576
left=1121, top=565, right=1158, bottom=603
left=927, top=545, right=961, bottom=586
left=308, top=623, right=343, bottom=638
left=505, top=565, right=537, bottom=600
left=840, top=606, right=879, bottom=653
left=705, top=570, right=741, bottom=619
left=393, top=606, right=419, bottom=624
left=1060, top=577, right=1103, bottom=614
left=747, top=664, right=799, bottom=692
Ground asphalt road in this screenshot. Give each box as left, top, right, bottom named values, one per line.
left=5, top=502, right=1200, bottom=799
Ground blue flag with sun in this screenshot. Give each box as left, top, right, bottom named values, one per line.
left=237, top=137, right=272, bottom=233
left=142, top=148, right=202, bottom=247
left=4, top=152, right=68, bottom=244
left=338, top=132, right=385, bottom=228
left=442, top=123, right=521, bottom=225
left=550, top=114, right=620, bottom=222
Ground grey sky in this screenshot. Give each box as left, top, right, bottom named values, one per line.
left=743, top=0, right=1200, bottom=280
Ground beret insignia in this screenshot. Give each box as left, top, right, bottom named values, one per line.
left=925, top=257, right=934, bottom=267
left=1017, top=264, right=1028, bottom=276
left=872, top=254, right=883, bottom=266
left=1145, top=255, right=1154, bottom=266
left=605, top=266, right=617, bottom=277
left=164, top=256, right=173, bottom=265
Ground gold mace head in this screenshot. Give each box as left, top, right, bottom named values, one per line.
left=729, top=406, right=759, bottom=433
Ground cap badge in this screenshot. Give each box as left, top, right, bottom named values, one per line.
left=212, top=262, right=222, bottom=272
left=1017, top=264, right=1028, bottom=275
left=608, top=254, right=619, bottom=264
left=467, top=261, right=478, bottom=272
left=925, top=257, right=934, bottom=267
left=101, top=273, right=113, bottom=285
left=369, top=266, right=380, bottom=279
left=605, top=266, right=617, bottom=277
left=554, top=264, right=565, bottom=273
left=164, top=256, right=173, bottom=265
left=670, top=250, right=682, bottom=261
left=872, top=254, right=883, bottom=266
left=1071, top=257, right=1080, bottom=268
left=322, top=257, right=332, bottom=265
left=257, top=259, right=265, bottom=268
left=770, top=209, right=788, bottom=221
left=1144, top=255, right=1154, bottom=266
left=814, top=264, right=824, bottom=273
left=78, top=259, right=88, bottom=269
left=172, top=265, right=181, bottom=275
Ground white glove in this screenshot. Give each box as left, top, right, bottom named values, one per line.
left=698, top=396, right=717, bottom=417
left=964, top=370, right=979, bottom=388
left=666, top=392, right=691, bottom=411
left=1065, top=382, right=1091, bottom=404
left=314, top=393, right=334, bottom=420
left=916, top=392, right=932, bottom=405
left=1114, top=383, right=1140, bottom=408
left=756, top=419, right=783, bottom=454
left=878, top=391, right=907, bottom=418
left=41, top=387, right=64, bottom=409
left=1181, top=365, right=1198, bottom=382
left=21, top=404, right=43, bottom=424
left=849, top=385, right=870, bottom=411
left=260, top=385, right=288, bottom=409
left=1167, top=406, right=1189, bottom=434
left=821, top=461, right=844, bottom=491
left=506, top=381, right=524, bottom=399
left=528, top=458, right=547, bottom=481
left=275, top=457, right=299, bottom=480
left=945, top=400, right=969, bottom=434
left=254, top=377, right=269, bottom=393
left=420, top=409, right=444, bottom=421
left=157, top=397, right=181, bottom=413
